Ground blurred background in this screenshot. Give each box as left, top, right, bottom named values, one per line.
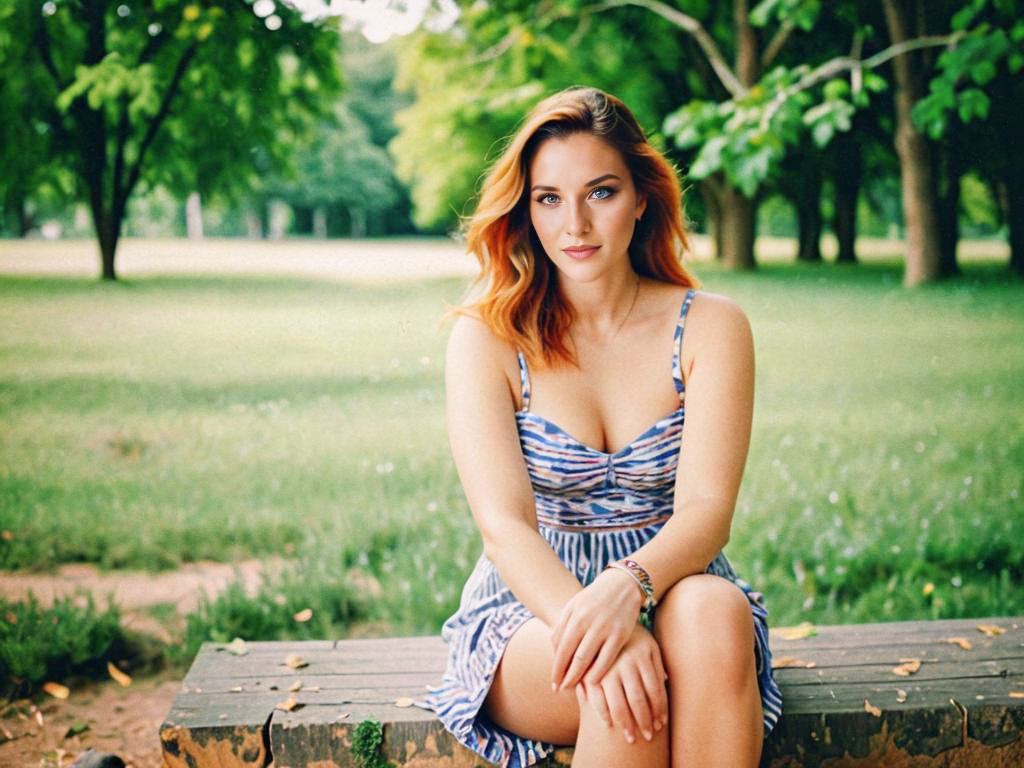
left=0, top=0, right=1021, bottom=761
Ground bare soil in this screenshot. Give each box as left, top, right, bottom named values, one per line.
left=0, top=559, right=288, bottom=767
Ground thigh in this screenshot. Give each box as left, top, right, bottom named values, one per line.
left=484, top=617, right=580, bottom=745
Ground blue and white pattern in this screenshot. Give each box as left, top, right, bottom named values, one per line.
left=420, top=288, right=782, bottom=767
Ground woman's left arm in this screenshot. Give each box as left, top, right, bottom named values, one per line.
left=552, top=292, right=755, bottom=691
left=631, top=292, right=756, bottom=596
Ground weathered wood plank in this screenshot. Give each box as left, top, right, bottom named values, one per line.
left=161, top=618, right=1024, bottom=768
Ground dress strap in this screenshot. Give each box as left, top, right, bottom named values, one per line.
left=516, top=350, right=532, bottom=411
left=671, top=288, right=697, bottom=400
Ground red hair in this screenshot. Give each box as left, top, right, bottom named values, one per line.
left=458, top=86, right=700, bottom=367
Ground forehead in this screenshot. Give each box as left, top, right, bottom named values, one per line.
left=529, top=133, right=630, bottom=185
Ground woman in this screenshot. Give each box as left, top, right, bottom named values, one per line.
left=421, top=86, right=782, bottom=767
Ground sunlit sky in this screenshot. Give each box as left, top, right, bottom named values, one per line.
left=278, top=0, right=461, bottom=43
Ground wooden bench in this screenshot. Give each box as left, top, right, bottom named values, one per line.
left=160, top=616, right=1024, bottom=767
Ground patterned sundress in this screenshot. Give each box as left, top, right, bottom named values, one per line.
left=421, top=288, right=783, bottom=767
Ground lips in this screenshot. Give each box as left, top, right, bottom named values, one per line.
left=563, top=245, right=600, bottom=260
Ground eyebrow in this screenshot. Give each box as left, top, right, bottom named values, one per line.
left=530, top=173, right=622, bottom=192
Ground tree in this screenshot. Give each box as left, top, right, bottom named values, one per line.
left=0, top=0, right=342, bottom=279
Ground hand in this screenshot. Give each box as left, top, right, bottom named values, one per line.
left=550, top=567, right=643, bottom=692
left=574, top=624, right=669, bottom=744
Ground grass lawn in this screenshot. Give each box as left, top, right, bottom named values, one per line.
left=1, top=246, right=1021, bottom=635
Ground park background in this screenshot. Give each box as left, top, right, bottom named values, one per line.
left=0, top=0, right=1021, bottom=763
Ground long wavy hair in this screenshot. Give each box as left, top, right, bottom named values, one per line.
left=458, top=86, right=700, bottom=368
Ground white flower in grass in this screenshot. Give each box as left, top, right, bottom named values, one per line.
left=827, top=490, right=839, bottom=504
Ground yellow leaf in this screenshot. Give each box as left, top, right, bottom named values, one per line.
left=1008, top=691, right=1024, bottom=699
left=183, top=5, right=200, bottom=22
left=922, top=582, right=935, bottom=596
left=394, top=697, right=414, bottom=708
left=107, top=661, right=132, bottom=687
left=892, top=658, right=922, bottom=676
left=289, top=679, right=303, bottom=692
left=225, top=637, right=248, bottom=656
left=771, top=657, right=817, bottom=669
left=42, top=682, right=69, bottom=700
left=976, top=624, right=1006, bottom=637
left=284, top=653, right=308, bottom=669
left=197, top=22, right=213, bottom=41
left=275, top=695, right=298, bottom=712
left=293, top=608, right=313, bottom=623
left=944, top=636, right=973, bottom=651
left=864, top=699, right=882, bottom=717
left=896, top=689, right=907, bottom=703
left=776, top=622, right=816, bottom=640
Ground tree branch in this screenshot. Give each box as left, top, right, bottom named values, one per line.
left=759, top=31, right=963, bottom=130
left=123, top=42, right=198, bottom=200
left=584, top=0, right=745, bottom=96
left=761, top=18, right=795, bottom=69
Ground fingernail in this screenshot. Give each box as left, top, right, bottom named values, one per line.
left=551, top=683, right=556, bottom=691
left=624, top=730, right=635, bottom=744
left=642, top=729, right=652, bottom=741
left=653, top=719, right=662, bottom=732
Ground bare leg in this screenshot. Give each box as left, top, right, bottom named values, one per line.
left=654, top=574, right=764, bottom=768
left=484, top=617, right=669, bottom=768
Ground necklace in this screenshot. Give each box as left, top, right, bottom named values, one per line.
left=613, top=275, right=641, bottom=339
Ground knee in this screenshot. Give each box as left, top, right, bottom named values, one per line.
left=653, top=574, right=755, bottom=684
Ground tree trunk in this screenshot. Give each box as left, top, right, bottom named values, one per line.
left=313, top=207, right=327, bottom=239
left=796, top=160, right=823, bottom=263
left=832, top=133, right=860, bottom=264
left=719, top=183, right=757, bottom=270
left=350, top=205, right=366, bottom=238
left=697, top=179, right=723, bottom=260
left=1007, top=175, right=1024, bottom=278
left=934, top=138, right=960, bottom=278
left=882, top=0, right=943, bottom=287
left=185, top=192, right=204, bottom=239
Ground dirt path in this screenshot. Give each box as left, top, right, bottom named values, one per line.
left=0, top=559, right=290, bottom=766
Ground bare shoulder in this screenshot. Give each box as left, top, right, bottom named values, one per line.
left=681, top=290, right=754, bottom=381
left=446, top=312, right=520, bottom=403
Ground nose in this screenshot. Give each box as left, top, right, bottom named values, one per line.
left=566, top=198, right=590, bottom=236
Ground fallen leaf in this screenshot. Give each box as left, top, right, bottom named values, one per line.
left=922, top=582, right=935, bottom=597
left=4, top=612, right=15, bottom=624
left=275, top=695, right=299, bottom=712
left=229, top=686, right=243, bottom=693
left=1, top=530, right=12, bottom=541
left=394, top=697, right=415, bottom=708
left=293, top=608, right=313, bottom=623
left=64, top=722, right=89, bottom=738
left=864, top=699, right=882, bottom=717
left=225, top=637, right=249, bottom=656
left=289, top=679, right=303, bottom=692
left=771, top=657, right=817, bottom=669
left=976, top=624, right=1006, bottom=637
left=107, top=661, right=132, bottom=687
left=1, top=723, right=12, bottom=739
left=219, top=713, right=227, bottom=720
left=892, top=658, right=922, bottom=677
left=284, top=654, right=308, bottom=669
left=776, top=622, right=816, bottom=640
left=337, top=712, right=351, bottom=720
left=35, top=710, right=44, bottom=726
left=42, top=682, right=69, bottom=700
left=306, top=685, right=321, bottom=692
left=1009, top=692, right=1024, bottom=699
left=943, top=636, right=973, bottom=651
left=896, top=689, right=907, bottom=703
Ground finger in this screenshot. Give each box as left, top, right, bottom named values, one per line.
left=549, top=616, right=583, bottom=688
left=637, top=652, right=668, bottom=731
left=550, top=602, right=572, bottom=651
left=578, top=629, right=626, bottom=690
left=557, top=632, right=601, bottom=691
left=602, top=676, right=638, bottom=744
left=621, top=669, right=655, bottom=741
left=650, top=644, right=669, bottom=728
left=582, top=680, right=612, bottom=730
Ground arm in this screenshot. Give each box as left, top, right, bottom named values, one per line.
left=629, top=292, right=756, bottom=599
left=445, top=315, right=582, bottom=628
left=553, top=292, right=755, bottom=692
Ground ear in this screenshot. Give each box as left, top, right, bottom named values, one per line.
left=635, top=193, right=647, bottom=221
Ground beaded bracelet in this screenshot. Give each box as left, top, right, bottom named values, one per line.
left=605, top=559, right=657, bottom=622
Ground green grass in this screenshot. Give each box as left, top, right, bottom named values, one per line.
left=1, top=255, right=1022, bottom=635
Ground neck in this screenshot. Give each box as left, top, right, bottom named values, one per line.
left=559, top=265, right=640, bottom=338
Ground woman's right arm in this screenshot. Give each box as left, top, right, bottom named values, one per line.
left=445, top=316, right=582, bottom=628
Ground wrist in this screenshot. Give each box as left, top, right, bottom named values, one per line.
left=604, top=559, right=657, bottom=618
left=600, top=566, right=644, bottom=612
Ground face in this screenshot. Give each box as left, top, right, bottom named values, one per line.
left=527, top=132, right=647, bottom=284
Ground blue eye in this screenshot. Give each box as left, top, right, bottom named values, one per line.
left=538, top=193, right=558, bottom=205
left=591, top=186, right=615, bottom=199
